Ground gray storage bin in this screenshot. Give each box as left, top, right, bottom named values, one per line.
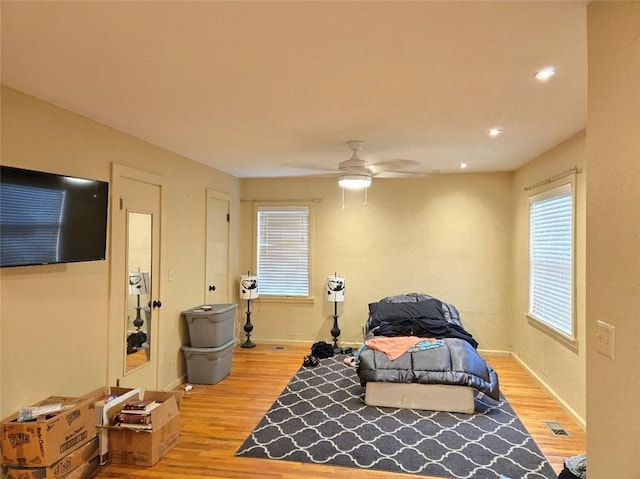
left=182, top=338, right=235, bottom=385
left=182, top=303, right=237, bottom=347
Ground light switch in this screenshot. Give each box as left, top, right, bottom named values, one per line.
left=596, top=320, right=615, bottom=360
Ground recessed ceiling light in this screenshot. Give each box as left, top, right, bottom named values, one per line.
left=535, top=67, right=556, bottom=81
left=488, top=127, right=503, bottom=137
left=459, top=162, right=468, bottom=169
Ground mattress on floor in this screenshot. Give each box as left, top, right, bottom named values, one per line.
left=364, top=381, right=475, bottom=413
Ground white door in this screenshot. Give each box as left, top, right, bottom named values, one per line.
left=108, top=164, right=163, bottom=390
left=205, top=189, right=230, bottom=304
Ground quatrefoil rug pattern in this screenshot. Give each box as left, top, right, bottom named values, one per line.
left=236, top=356, right=556, bottom=479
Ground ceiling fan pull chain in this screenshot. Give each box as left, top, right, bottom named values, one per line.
left=364, top=187, right=368, bottom=207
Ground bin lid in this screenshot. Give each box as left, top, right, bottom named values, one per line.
left=181, top=338, right=236, bottom=353
left=182, top=303, right=237, bottom=315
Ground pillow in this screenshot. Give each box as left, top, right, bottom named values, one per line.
left=368, top=299, right=444, bottom=329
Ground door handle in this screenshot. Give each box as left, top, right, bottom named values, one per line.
left=152, top=300, right=162, bottom=309
left=208, top=285, right=216, bottom=292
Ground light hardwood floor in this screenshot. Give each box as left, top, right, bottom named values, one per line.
left=126, top=348, right=148, bottom=371
left=94, top=344, right=585, bottom=478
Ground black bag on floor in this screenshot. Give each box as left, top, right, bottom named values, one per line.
left=311, top=341, right=334, bottom=359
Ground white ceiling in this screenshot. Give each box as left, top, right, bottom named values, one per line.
left=1, top=1, right=587, bottom=179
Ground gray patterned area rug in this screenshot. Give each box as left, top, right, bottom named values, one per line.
left=235, top=356, right=557, bottom=479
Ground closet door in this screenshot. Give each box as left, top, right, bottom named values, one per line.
left=205, top=189, right=230, bottom=304
left=108, top=164, right=163, bottom=390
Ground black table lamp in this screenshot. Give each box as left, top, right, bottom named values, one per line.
left=326, top=273, right=345, bottom=351
left=128, top=271, right=149, bottom=331
left=240, top=273, right=258, bottom=348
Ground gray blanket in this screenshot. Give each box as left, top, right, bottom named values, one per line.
left=357, top=293, right=500, bottom=401
left=357, top=338, right=500, bottom=400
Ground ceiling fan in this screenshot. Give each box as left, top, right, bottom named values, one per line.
left=331, top=140, right=423, bottom=189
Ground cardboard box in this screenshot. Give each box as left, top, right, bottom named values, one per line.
left=86, top=387, right=184, bottom=466
left=106, top=390, right=181, bottom=467
left=86, top=387, right=141, bottom=465
left=63, top=455, right=99, bottom=479
left=1, top=396, right=96, bottom=467
left=3, top=436, right=99, bottom=479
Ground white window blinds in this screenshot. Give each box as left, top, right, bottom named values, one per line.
left=257, top=205, right=310, bottom=296
left=528, top=183, right=574, bottom=336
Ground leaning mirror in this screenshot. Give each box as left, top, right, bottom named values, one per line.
left=125, top=212, right=152, bottom=373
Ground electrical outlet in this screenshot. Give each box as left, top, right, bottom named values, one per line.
left=596, top=320, right=615, bottom=360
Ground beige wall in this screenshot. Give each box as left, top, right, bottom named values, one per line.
left=512, top=131, right=586, bottom=425
left=0, top=86, right=241, bottom=417
left=240, top=173, right=514, bottom=352
left=587, top=2, right=640, bottom=477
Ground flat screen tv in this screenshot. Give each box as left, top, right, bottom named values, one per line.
left=0, top=165, right=109, bottom=267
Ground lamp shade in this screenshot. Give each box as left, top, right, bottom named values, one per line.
left=240, top=275, right=259, bottom=300
left=326, top=275, right=345, bottom=302
left=128, top=271, right=149, bottom=295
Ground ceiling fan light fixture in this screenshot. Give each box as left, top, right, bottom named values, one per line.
left=338, top=173, right=371, bottom=189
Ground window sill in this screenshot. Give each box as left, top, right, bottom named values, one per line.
left=256, top=295, right=316, bottom=305
left=527, top=314, right=579, bottom=352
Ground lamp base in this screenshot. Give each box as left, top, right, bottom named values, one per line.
left=331, top=302, right=341, bottom=352
left=133, top=307, right=144, bottom=330
left=242, top=300, right=256, bottom=348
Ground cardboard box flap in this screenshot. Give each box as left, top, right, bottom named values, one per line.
left=145, top=395, right=179, bottom=431
left=141, top=390, right=183, bottom=410
left=85, top=387, right=182, bottom=414
left=2, top=396, right=87, bottom=424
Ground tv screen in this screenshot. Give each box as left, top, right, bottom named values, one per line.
left=0, top=166, right=109, bottom=267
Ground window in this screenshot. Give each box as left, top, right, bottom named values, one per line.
left=256, top=205, right=310, bottom=297
left=528, top=183, right=574, bottom=338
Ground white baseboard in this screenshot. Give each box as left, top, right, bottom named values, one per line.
left=511, top=352, right=586, bottom=431
left=164, top=375, right=186, bottom=392
left=250, top=338, right=363, bottom=349
left=251, top=338, right=315, bottom=347
left=479, top=348, right=511, bottom=357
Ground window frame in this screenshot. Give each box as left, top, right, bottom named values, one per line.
left=252, top=201, right=315, bottom=304
left=527, top=180, right=578, bottom=350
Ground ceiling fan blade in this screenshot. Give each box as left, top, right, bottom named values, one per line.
left=369, top=159, right=420, bottom=174
left=280, top=161, right=339, bottom=173
left=373, top=170, right=430, bottom=179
